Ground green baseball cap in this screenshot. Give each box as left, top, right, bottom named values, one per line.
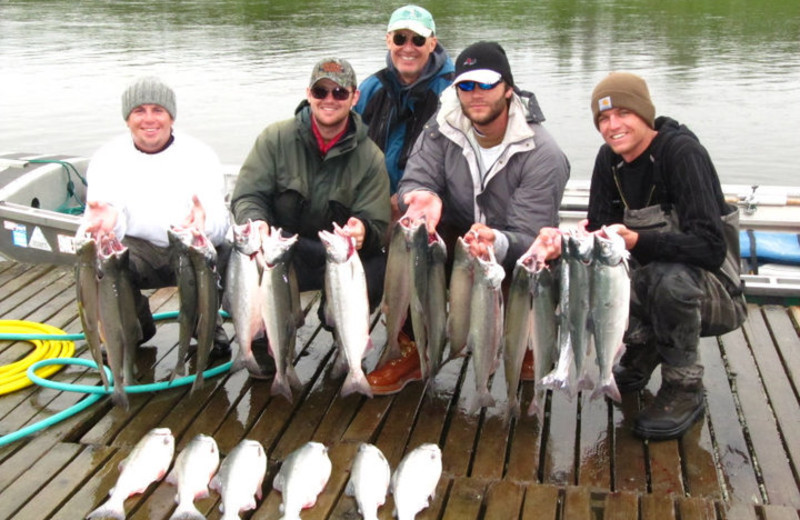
left=309, top=58, right=357, bottom=89
left=387, top=5, right=435, bottom=38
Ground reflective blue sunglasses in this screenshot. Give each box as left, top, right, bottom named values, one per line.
left=456, top=80, right=502, bottom=92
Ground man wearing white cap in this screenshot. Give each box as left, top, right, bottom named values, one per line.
left=366, top=41, right=570, bottom=393
left=355, top=5, right=454, bottom=212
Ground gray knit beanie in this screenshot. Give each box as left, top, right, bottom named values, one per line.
left=121, top=76, right=177, bottom=120
left=591, top=72, right=654, bottom=129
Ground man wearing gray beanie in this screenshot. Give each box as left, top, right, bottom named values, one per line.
left=531, top=71, right=747, bottom=440
left=79, top=75, right=232, bottom=360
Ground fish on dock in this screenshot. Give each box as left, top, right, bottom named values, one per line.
left=165, top=433, right=220, bottom=520
left=273, top=441, right=332, bottom=520
left=87, top=427, right=175, bottom=520
left=345, top=443, right=391, bottom=520
left=391, top=443, right=442, bottom=520
left=209, top=439, right=267, bottom=520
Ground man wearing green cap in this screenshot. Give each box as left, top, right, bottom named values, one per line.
left=81, top=75, right=232, bottom=357
left=355, top=4, right=454, bottom=215
left=533, top=72, right=747, bottom=440
left=231, top=58, right=390, bottom=380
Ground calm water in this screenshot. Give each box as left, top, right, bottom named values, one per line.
left=1, top=0, right=799, bottom=185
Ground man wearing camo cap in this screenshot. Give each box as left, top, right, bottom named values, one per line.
left=231, top=58, right=390, bottom=380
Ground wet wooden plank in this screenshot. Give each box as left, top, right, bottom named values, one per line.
left=643, top=372, right=685, bottom=496
left=440, top=357, right=481, bottom=477
left=613, top=392, right=648, bottom=492
left=0, top=441, right=81, bottom=518
left=504, top=383, right=546, bottom=481
left=471, top=370, right=512, bottom=480
left=703, top=334, right=763, bottom=504
left=725, top=316, right=800, bottom=508
left=521, top=483, right=560, bottom=519
left=760, top=504, right=800, bottom=520
left=542, top=390, right=578, bottom=485
left=746, top=306, right=800, bottom=486
left=10, top=444, right=116, bottom=520
left=49, top=448, right=127, bottom=520
left=677, top=496, right=717, bottom=520
left=404, top=356, right=463, bottom=450
left=483, top=479, right=525, bottom=518
left=762, top=306, right=800, bottom=393
left=440, top=477, right=485, bottom=520
left=563, top=485, right=592, bottom=520
left=578, top=393, right=612, bottom=490
left=641, top=493, right=676, bottom=520
left=603, top=490, right=639, bottom=519
left=681, top=390, right=722, bottom=499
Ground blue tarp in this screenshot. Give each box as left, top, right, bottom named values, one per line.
left=740, top=230, right=800, bottom=265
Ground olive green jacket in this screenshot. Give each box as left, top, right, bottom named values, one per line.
left=231, top=103, right=390, bottom=255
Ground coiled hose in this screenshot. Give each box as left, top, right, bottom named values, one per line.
left=0, top=312, right=232, bottom=447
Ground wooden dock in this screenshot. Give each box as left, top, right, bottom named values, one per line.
left=1, top=259, right=799, bottom=520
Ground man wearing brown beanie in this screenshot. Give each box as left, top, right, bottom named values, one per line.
left=535, top=71, right=747, bottom=440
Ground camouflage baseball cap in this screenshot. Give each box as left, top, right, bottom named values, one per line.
left=309, top=58, right=357, bottom=89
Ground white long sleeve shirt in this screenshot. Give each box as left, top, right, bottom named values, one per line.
left=84, top=130, right=229, bottom=247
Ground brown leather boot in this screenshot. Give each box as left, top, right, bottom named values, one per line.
left=367, top=332, right=422, bottom=395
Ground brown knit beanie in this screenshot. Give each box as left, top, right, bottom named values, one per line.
left=591, top=72, right=654, bottom=129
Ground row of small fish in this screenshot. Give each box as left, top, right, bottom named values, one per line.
left=381, top=217, right=448, bottom=378
left=223, top=221, right=304, bottom=400
left=507, top=227, right=631, bottom=418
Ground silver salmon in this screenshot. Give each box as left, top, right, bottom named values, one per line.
left=345, top=443, right=390, bottom=520
left=187, top=232, right=219, bottom=394
left=87, top=427, right=175, bottom=520
left=260, top=227, right=302, bottom=402
left=541, top=235, right=574, bottom=395
left=273, top=441, right=332, bottom=520
left=408, top=217, right=430, bottom=377
left=504, top=251, right=536, bottom=419
left=467, top=248, right=505, bottom=413
left=446, top=237, right=473, bottom=360
left=319, top=224, right=373, bottom=398
left=209, top=439, right=267, bottom=520
left=75, top=236, right=109, bottom=390
left=526, top=258, right=559, bottom=418
left=566, top=232, right=595, bottom=393
left=590, top=227, right=630, bottom=402
left=96, top=236, right=141, bottom=409
left=168, top=227, right=198, bottom=381
left=391, top=443, right=442, bottom=520
left=425, top=232, right=448, bottom=377
left=165, top=433, right=219, bottom=520
left=380, top=218, right=413, bottom=362
left=223, top=221, right=267, bottom=376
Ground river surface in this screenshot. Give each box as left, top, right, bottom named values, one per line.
left=1, top=0, right=799, bottom=185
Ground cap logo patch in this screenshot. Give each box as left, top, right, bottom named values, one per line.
left=463, top=58, right=477, bottom=66
left=321, top=62, right=343, bottom=74
left=598, top=96, right=613, bottom=112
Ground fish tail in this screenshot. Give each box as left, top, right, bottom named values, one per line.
left=341, top=368, right=373, bottom=398
left=87, top=496, right=125, bottom=520
left=469, top=389, right=495, bottom=413
left=271, top=374, right=294, bottom=402
left=191, top=371, right=205, bottom=394
left=591, top=378, right=622, bottom=403
left=110, top=386, right=129, bottom=410
left=508, top=398, right=521, bottom=420
left=168, top=502, right=205, bottom=520
left=231, top=349, right=260, bottom=375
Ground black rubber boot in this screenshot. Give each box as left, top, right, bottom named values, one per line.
left=210, top=323, right=232, bottom=359
left=633, top=364, right=705, bottom=441
left=135, top=292, right=156, bottom=346
left=613, top=342, right=661, bottom=393
left=248, top=337, right=277, bottom=380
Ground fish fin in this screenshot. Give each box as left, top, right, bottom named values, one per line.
left=190, top=371, right=205, bottom=394
left=286, top=363, right=302, bottom=390
left=344, top=478, right=355, bottom=496
left=86, top=497, right=125, bottom=520
left=331, top=349, right=348, bottom=379
left=591, top=378, right=621, bottom=402
left=110, top=386, right=129, bottom=410
left=341, top=368, right=373, bottom=398
left=469, top=389, right=495, bottom=413
left=508, top=398, right=521, bottom=420
left=273, top=472, right=284, bottom=491
left=231, top=348, right=260, bottom=375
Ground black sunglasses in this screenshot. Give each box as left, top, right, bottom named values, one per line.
left=456, top=80, right=502, bottom=92
left=392, top=33, right=427, bottom=47
left=310, top=85, right=352, bottom=101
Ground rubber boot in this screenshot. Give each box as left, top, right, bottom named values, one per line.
left=210, top=314, right=231, bottom=359
left=633, top=364, right=705, bottom=441
left=612, top=341, right=662, bottom=393
left=135, top=291, right=156, bottom=346
left=248, top=337, right=277, bottom=380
